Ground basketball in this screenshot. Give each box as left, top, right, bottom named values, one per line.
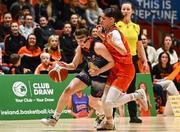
left=48, top=62, right=68, bottom=83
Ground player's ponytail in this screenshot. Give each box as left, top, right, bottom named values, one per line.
left=103, top=7, right=124, bottom=22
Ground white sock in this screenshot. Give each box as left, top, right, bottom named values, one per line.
left=53, top=111, right=61, bottom=120
left=132, top=92, right=140, bottom=100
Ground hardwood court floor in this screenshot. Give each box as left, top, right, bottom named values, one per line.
left=0, top=116, right=180, bottom=132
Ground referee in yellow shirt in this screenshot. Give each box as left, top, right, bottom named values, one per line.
left=115, top=2, right=149, bottom=123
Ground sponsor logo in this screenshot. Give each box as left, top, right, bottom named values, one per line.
left=12, top=81, right=27, bottom=97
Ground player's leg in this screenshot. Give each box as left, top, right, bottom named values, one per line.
left=97, top=87, right=148, bottom=130
left=90, top=81, right=110, bottom=127
left=89, top=96, right=104, bottom=114
left=41, top=77, right=87, bottom=126
left=90, top=80, right=109, bottom=114
left=89, top=95, right=105, bottom=127
left=118, top=105, right=125, bottom=117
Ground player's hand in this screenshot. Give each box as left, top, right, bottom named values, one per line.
left=58, top=61, right=66, bottom=66
left=58, top=61, right=68, bottom=70
left=142, top=61, right=149, bottom=73
left=88, top=67, right=100, bottom=76
left=106, top=33, right=113, bottom=44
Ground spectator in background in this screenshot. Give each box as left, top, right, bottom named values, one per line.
left=85, top=0, right=103, bottom=29
left=4, top=21, right=26, bottom=64
left=0, top=12, right=13, bottom=73
left=67, top=90, right=94, bottom=118
left=69, top=14, right=88, bottom=34
left=43, top=35, right=62, bottom=62
left=90, top=26, right=98, bottom=38
left=0, top=12, right=12, bottom=47
left=18, top=34, right=41, bottom=73
left=97, top=0, right=119, bottom=9
left=61, top=0, right=86, bottom=23
left=0, top=0, right=8, bottom=22
left=34, top=52, right=51, bottom=74
left=152, top=52, right=179, bottom=115
left=69, top=14, right=79, bottom=34
left=19, top=5, right=35, bottom=25
left=34, top=0, right=59, bottom=29
left=9, top=53, right=31, bottom=74
left=50, top=0, right=64, bottom=29
left=60, top=22, right=77, bottom=63
left=34, top=16, right=55, bottom=50
left=19, top=14, right=36, bottom=39
left=90, top=26, right=102, bottom=42
left=78, top=0, right=88, bottom=9
left=157, top=34, right=178, bottom=65
left=115, top=2, right=149, bottom=123
left=2, top=0, right=14, bottom=11
left=141, top=34, right=157, bottom=68
left=10, top=0, right=35, bottom=22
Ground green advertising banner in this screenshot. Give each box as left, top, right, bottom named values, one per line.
left=0, top=74, right=91, bottom=120
left=0, top=73, right=156, bottom=120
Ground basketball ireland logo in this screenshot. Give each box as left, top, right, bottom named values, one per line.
left=12, top=81, right=28, bottom=97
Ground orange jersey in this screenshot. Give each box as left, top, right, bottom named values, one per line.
left=107, top=63, right=135, bottom=92
left=104, top=26, right=135, bottom=91
left=104, top=27, right=133, bottom=64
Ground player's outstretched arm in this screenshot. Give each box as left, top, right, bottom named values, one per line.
left=62, top=46, right=83, bottom=70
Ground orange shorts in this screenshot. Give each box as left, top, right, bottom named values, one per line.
left=107, top=62, right=135, bottom=92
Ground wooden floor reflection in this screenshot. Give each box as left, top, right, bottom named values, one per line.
left=0, top=116, right=180, bottom=132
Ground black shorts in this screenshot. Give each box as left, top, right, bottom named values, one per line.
left=76, top=70, right=107, bottom=98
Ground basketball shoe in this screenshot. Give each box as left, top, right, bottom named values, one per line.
left=135, top=89, right=148, bottom=111
left=94, top=114, right=105, bottom=128
left=96, top=120, right=115, bottom=131
left=40, top=116, right=57, bottom=127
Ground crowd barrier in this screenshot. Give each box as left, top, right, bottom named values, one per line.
left=0, top=73, right=156, bottom=120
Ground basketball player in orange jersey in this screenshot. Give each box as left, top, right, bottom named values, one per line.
left=96, top=8, right=149, bottom=130
left=41, top=28, right=115, bottom=127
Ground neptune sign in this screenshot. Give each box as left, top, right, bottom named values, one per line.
left=133, top=0, right=179, bottom=22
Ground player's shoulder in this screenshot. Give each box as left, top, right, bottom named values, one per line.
left=94, top=42, right=106, bottom=51
left=94, top=41, right=105, bottom=48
